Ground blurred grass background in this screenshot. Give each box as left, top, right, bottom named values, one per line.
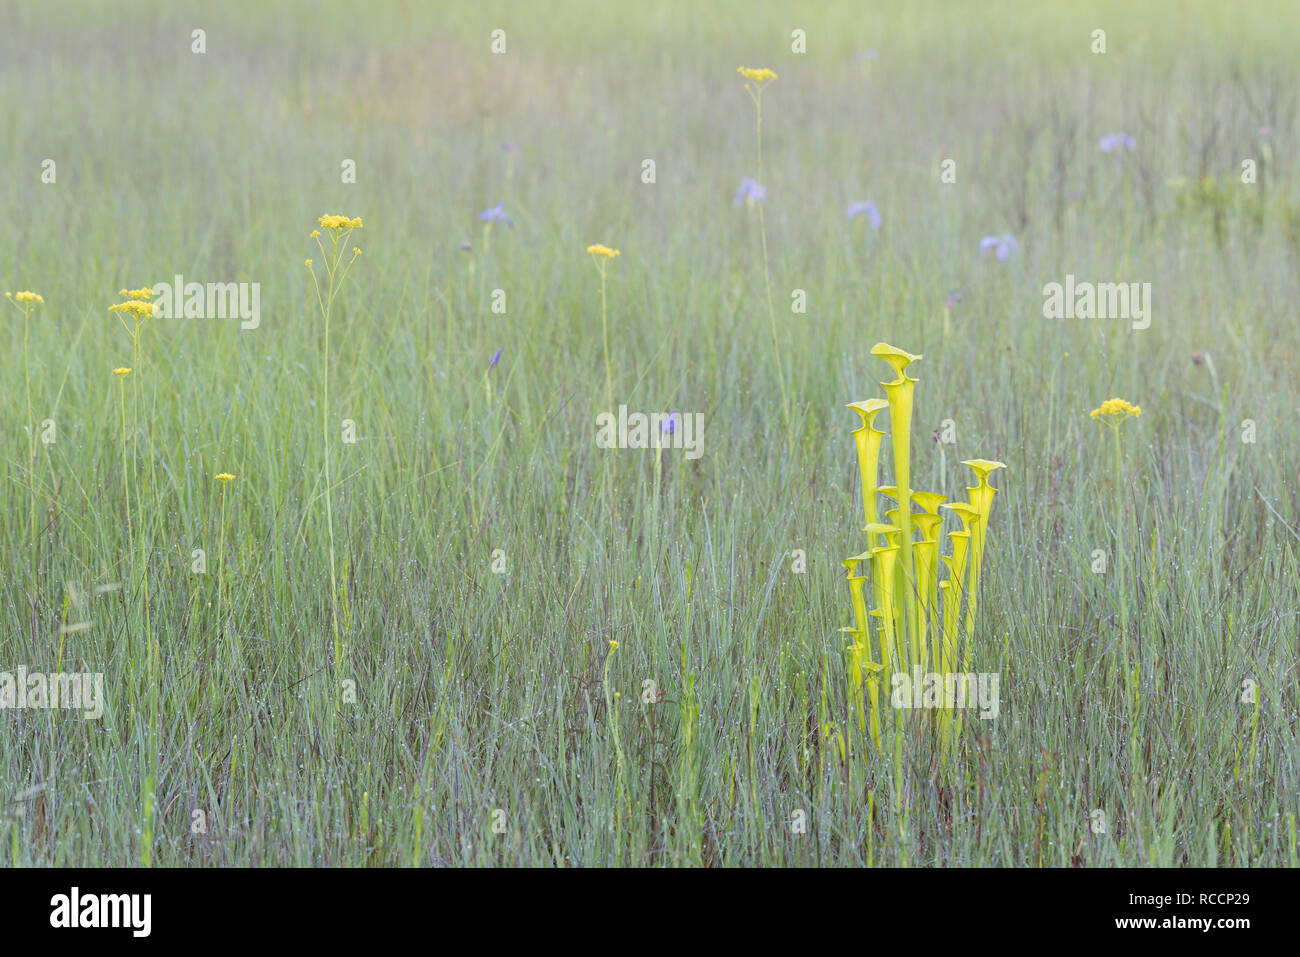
left=1, top=0, right=1297, bottom=865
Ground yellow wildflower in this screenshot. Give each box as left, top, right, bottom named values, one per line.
left=215, top=472, right=235, bottom=483
left=113, top=367, right=132, bottom=377
left=737, top=66, right=778, bottom=84
left=318, top=214, right=363, bottom=231
left=608, top=640, right=619, bottom=650
left=1089, top=398, right=1142, bottom=421
left=305, top=259, right=313, bottom=267
left=118, top=287, right=154, bottom=301
left=587, top=244, right=620, bottom=259
left=109, top=300, right=156, bottom=318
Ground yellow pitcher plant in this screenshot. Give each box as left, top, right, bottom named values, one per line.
left=838, top=343, right=1005, bottom=764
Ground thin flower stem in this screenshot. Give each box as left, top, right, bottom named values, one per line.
left=120, top=377, right=131, bottom=557
left=24, top=308, right=36, bottom=555
left=751, top=92, right=792, bottom=456
left=323, top=262, right=342, bottom=671
left=1114, top=423, right=1129, bottom=657
left=600, top=263, right=612, bottom=419
left=310, top=221, right=363, bottom=675
left=218, top=483, right=228, bottom=636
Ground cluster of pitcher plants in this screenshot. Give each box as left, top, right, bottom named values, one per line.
left=839, top=343, right=1005, bottom=764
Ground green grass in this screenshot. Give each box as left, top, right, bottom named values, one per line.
left=2, top=0, right=1298, bottom=866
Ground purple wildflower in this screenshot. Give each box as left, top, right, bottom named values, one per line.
left=662, top=411, right=677, bottom=435
left=847, top=201, right=882, bottom=229
left=1099, top=132, right=1136, bottom=153
left=479, top=203, right=513, bottom=227
left=980, top=235, right=1018, bottom=261
left=733, top=178, right=767, bottom=206
left=488, top=347, right=504, bottom=369
left=945, top=289, right=961, bottom=310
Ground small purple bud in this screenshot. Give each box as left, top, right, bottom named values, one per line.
left=734, top=178, right=766, bottom=206
left=479, top=203, right=513, bottom=227
left=980, top=235, right=1017, bottom=261
left=1100, top=132, right=1136, bottom=153
left=847, top=201, right=882, bottom=229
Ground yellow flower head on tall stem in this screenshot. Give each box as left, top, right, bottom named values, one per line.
left=113, top=367, right=132, bottom=377
left=319, top=214, right=363, bottom=232
left=308, top=215, right=366, bottom=677
left=1089, top=397, right=1141, bottom=422
left=8, top=291, right=45, bottom=305
left=109, top=300, right=157, bottom=319
left=737, top=66, right=778, bottom=92
left=1090, top=397, right=1141, bottom=656
left=215, top=473, right=235, bottom=483
left=118, top=287, right=155, bottom=301
left=588, top=244, right=621, bottom=422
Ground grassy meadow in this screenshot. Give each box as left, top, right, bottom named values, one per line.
left=2, top=0, right=1299, bottom=867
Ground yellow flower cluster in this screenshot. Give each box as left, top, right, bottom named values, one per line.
left=586, top=244, right=620, bottom=259
left=113, top=367, right=132, bottom=377
left=318, top=214, right=363, bottom=231
left=110, top=300, right=156, bottom=318
left=215, top=472, right=236, bottom=483
left=118, top=287, right=154, bottom=300
left=1090, top=397, right=1141, bottom=421
left=737, top=66, right=778, bottom=84
left=7, top=290, right=45, bottom=304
